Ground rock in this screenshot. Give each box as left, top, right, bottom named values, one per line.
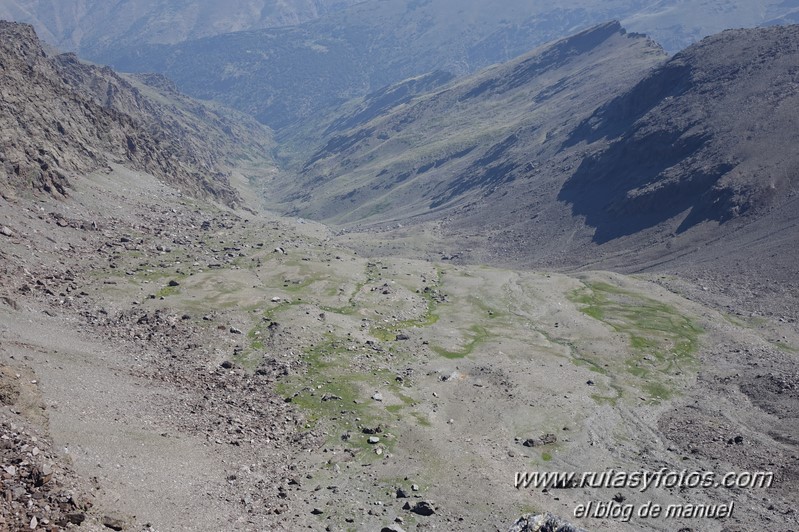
left=395, top=333, right=410, bottom=341
left=271, top=296, right=282, bottom=302
left=62, top=513, right=86, bottom=526
left=396, top=487, right=409, bottom=498
left=523, top=433, right=557, bottom=447
left=507, top=513, right=588, bottom=532
left=368, top=436, right=381, bottom=444
left=381, top=526, right=407, bottom=532
left=0, top=226, right=13, bottom=237
left=411, top=484, right=419, bottom=492
left=102, top=514, right=127, bottom=530
left=410, top=501, right=436, bottom=516
left=321, top=393, right=341, bottom=402
left=539, top=433, right=558, bottom=445
left=372, top=392, right=383, bottom=401
left=168, top=279, right=180, bottom=287
left=220, top=360, right=234, bottom=369
left=230, top=326, right=243, bottom=334
left=311, top=508, right=324, bottom=515
left=586, top=380, right=595, bottom=386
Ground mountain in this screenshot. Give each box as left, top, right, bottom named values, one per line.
left=268, top=21, right=799, bottom=287
left=0, top=21, right=274, bottom=204
left=42, top=0, right=799, bottom=130
left=0, top=0, right=361, bottom=55
left=560, top=23, right=799, bottom=243
left=270, top=22, right=667, bottom=224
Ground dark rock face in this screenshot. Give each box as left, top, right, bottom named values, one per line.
left=559, top=24, right=799, bottom=242
left=0, top=21, right=272, bottom=204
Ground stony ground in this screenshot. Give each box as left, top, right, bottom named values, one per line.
left=1, top=166, right=797, bottom=531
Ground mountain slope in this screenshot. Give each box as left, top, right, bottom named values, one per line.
left=269, top=22, right=667, bottom=225
left=89, top=0, right=660, bottom=128
left=273, top=22, right=799, bottom=282
left=560, top=23, right=799, bottom=243
left=0, top=21, right=274, bottom=204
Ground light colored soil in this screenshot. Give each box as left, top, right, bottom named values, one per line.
left=1, top=167, right=797, bottom=531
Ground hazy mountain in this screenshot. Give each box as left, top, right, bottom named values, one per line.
left=0, top=21, right=274, bottom=204
left=0, top=0, right=361, bottom=55
left=45, top=0, right=797, bottom=130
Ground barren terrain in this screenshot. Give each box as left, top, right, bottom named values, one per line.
left=1, top=161, right=797, bottom=531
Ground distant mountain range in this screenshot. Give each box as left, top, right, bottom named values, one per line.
left=3, top=2, right=799, bottom=278
left=8, top=0, right=795, bottom=130
left=0, top=0, right=361, bottom=53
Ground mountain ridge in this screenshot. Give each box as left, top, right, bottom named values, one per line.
left=0, top=21, right=275, bottom=205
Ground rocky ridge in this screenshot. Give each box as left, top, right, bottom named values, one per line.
left=0, top=21, right=274, bottom=205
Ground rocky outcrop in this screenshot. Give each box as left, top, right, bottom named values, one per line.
left=0, top=21, right=273, bottom=205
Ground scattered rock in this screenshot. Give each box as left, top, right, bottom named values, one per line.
left=102, top=514, right=127, bottom=530
left=409, top=501, right=436, bottom=516
left=508, top=513, right=588, bottom=532
left=321, top=393, right=341, bottom=402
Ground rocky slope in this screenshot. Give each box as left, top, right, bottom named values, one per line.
left=0, top=21, right=274, bottom=204
left=560, top=23, right=799, bottom=242
left=0, top=14, right=798, bottom=532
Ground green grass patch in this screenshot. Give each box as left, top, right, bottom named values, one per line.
left=275, top=334, right=401, bottom=459
left=155, top=284, right=180, bottom=298
left=431, top=324, right=488, bottom=359
left=411, top=412, right=432, bottom=427
left=369, top=267, right=442, bottom=341
left=569, top=281, right=702, bottom=402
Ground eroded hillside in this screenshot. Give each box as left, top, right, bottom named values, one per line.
left=0, top=21, right=275, bottom=204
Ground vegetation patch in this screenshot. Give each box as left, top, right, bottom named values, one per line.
left=569, top=281, right=702, bottom=402
left=276, top=334, right=404, bottom=458
left=431, top=324, right=488, bottom=359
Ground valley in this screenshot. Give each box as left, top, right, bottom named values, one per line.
left=2, top=164, right=797, bottom=531
left=0, top=6, right=798, bottom=531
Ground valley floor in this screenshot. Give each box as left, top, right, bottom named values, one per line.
left=0, top=168, right=797, bottom=531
